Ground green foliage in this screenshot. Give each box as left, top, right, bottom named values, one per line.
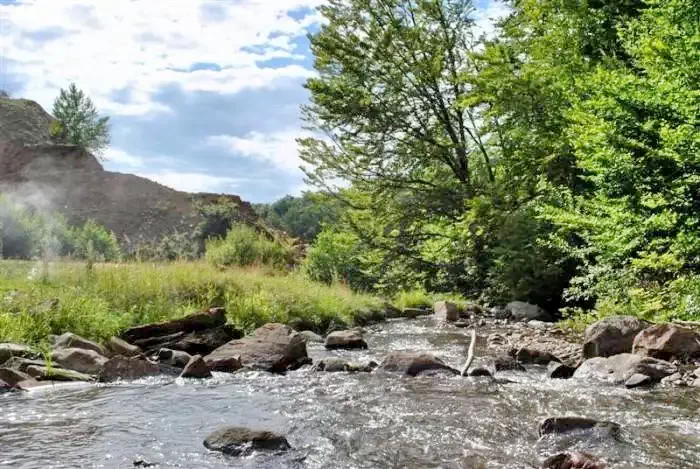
left=303, top=228, right=374, bottom=289
left=51, top=83, right=110, bottom=157
left=254, top=192, right=344, bottom=242
left=205, top=224, right=292, bottom=268
left=0, top=260, right=382, bottom=345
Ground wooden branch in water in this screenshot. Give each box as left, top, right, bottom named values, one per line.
left=460, top=329, right=476, bottom=377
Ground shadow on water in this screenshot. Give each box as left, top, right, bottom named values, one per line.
left=1, top=317, right=699, bottom=468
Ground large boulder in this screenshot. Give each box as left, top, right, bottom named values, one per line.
left=0, top=343, right=38, bottom=365
left=434, top=301, right=459, bottom=322
left=179, top=355, right=212, bottom=379
left=51, top=348, right=109, bottom=375
left=505, top=301, right=552, bottom=322
left=104, top=336, right=141, bottom=357
left=325, top=329, right=368, bottom=350
left=52, top=332, right=108, bottom=356
left=582, top=316, right=649, bottom=358
left=574, top=353, right=677, bottom=385
left=205, top=323, right=307, bottom=373
left=98, top=356, right=174, bottom=382
left=25, top=365, right=92, bottom=382
left=120, top=307, right=228, bottom=344
left=203, top=426, right=290, bottom=456
left=632, top=324, right=700, bottom=361
left=543, top=452, right=605, bottom=469
left=377, top=352, right=458, bottom=377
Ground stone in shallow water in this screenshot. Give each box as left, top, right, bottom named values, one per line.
left=539, top=417, right=620, bottom=440
left=468, top=359, right=495, bottom=377
left=547, top=362, right=576, bottom=379
left=514, top=347, right=560, bottom=365
left=25, top=365, right=93, bottom=382
left=582, top=315, right=648, bottom=358
left=298, top=330, right=324, bottom=343
left=625, top=373, right=652, bottom=388
left=543, top=451, right=605, bottom=469
left=378, top=352, right=457, bottom=377
left=0, top=379, right=13, bottom=393
left=98, top=356, right=174, bottom=382
left=493, top=355, right=526, bottom=372
left=203, top=426, right=290, bottom=456
left=324, top=329, right=368, bottom=350
left=574, top=353, right=676, bottom=385
left=312, top=357, right=376, bottom=373
left=179, top=355, right=212, bottom=379
left=157, top=348, right=192, bottom=368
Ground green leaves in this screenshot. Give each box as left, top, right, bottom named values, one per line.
left=51, top=83, right=111, bottom=158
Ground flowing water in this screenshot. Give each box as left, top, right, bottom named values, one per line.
left=1, top=318, right=699, bottom=468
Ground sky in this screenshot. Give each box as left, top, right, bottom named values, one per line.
left=0, top=0, right=508, bottom=203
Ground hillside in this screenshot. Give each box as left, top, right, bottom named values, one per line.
left=0, top=96, right=259, bottom=247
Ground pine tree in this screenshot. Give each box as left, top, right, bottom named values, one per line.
left=51, top=83, right=110, bottom=158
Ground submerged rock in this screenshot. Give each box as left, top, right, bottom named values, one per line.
left=493, top=355, right=526, bottom=372
left=514, top=347, right=560, bottom=365
left=325, top=329, right=368, bottom=350
left=0, top=379, right=13, bottom=393
left=434, top=301, right=459, bottom=322
left=582, top=316, right=648, bottom=359
left=0, top=343, right=38, bottom=365
left=179, top=355, right=212, bottom=379
left=105, top=336, right=141, bottom=357
left=312, top=357, right=376, bottom=373
left=625, top=373, right=653, bottom=388
left=505, top=301, right=552, bottom=322
left=632, top=324, right=700, bottom=361
left=203, top=426, right=290, bottom=456
left=377, top=352, right=457, bottom=377
left=574, top=353, right=677, bottom=385
left=51, top=348, right=109, bottom=375
left=468, top=359, right=495, bottom=377
left=547, top=362, right=576, bottom=379
left=539, top=417, right=620, bottom=439
left=98, top=356, right=171, bottom=382
left=299, top=330, right=324, bottom=343
left=543, top=452, right=605, bottom=469
left=157, top=348, right=192, bottom=368
left=205, top=323, right=307, bottom=373
left=52, top=332, right=107, bottom=356
left=121, top=307, right=228, bottom=344
left=25, top=365, right=92, bottom=382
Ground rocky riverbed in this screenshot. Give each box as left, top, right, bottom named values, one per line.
left=1, top=306, right=699, bottom=468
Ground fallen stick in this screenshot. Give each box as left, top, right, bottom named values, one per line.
left=460, top=329, right=477, bottom=377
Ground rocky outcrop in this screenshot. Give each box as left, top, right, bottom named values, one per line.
left=543, top=452, right=605, bottom=469
left=377, top=352, right=458, bottom=377
left=325, top=329, right=368, bottom=350
left=582, top=316, right=648, bottom=358
left=104, top=337, right=141, bottom=357
left=179, top=355, right=212, bottom=379
left=632, top=324, right=700, bottom=361
left=434, top=301, right=459, bottom=322
left=0, top=343, right=38, bottom=365
left=574, top=353, right=677, bottom=385
left=51, top=348, right=109, bottom=375
left=52, top=332, right=108, bottom=357
left=203, top=426, right=290, bottom=456
left=505, top=301, right=553, bottom=322
left=205, top=323, right=307, bottom=373
left=98, top=356, right=173, bottom=382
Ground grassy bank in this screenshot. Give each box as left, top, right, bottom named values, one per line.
left=0, top=260, right=383, bottom=346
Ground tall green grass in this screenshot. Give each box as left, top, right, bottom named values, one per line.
left=205, top=224, right=293, bottom=268
left=0, top=260, right=382, bottom=346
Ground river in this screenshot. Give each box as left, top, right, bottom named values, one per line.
left=1, top=317, right=699, bottom=468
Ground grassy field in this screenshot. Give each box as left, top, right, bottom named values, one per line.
left=0, top=260, right=384, bottom=346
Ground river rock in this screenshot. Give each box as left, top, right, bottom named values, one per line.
left=157, top=348, right=192, bottom=368
left=574, top=353, right=677, bottom=385
left=179, top=355, right=212, bottom=379
left=505, top=301, right=552, bottom=322
left=632, top=324, right=700, bottom=361
left=493, top=355, right=526, bottom=372
left=205, top=323, right=307, bottom=373
left=402, top=308, right=426, bottom=319
left=625, top=373, right=653, bottom=388
left=52, top=332, right=108, bottom=356
left=0, top=343, right=38, bottom=365
left=0, top=367, right=34, bottom=386
left=3, top=357, right=51, bottom=373
left=203, top=426, right=290, bottom=456
left=25, top=365, right=92, bottom=382
left=547, top=362, right=576, bottom=379
left=539, top=417, right=620, bottom=439
left=378, top=352, right=458, bottom=377
left=51, top=348, right=109, bottom=374
left=543, top=452, right=605, bottom=469
left=582, top=316, right=648, bottom=358
left=0, top=379, right=12, bottom=393
left=383, top=303, right=403, bottom=319
left=468, top=359, right=495, bottom=377
left=514, top=347, right=560, bottom=365
left=121, top=307, right=228, bottom=343
left=434, top=301, right=459, bottom=322
left=299, top=330, right=324, bottom=343
left=660, top=372, right=684, bottom=386
left=313, top=357, right=376, bottom=372
left=98, top=356, right=170, bottom=382
left=325, top=329, right=368, bottom=350
left=105, top=336, right=141, bottom=357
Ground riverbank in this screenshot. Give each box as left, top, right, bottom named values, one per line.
left=0, top=260, right=383, bottom=346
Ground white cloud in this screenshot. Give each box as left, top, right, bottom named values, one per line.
left=473, top=1, right=511, bottom=39
left=207, top=129, right=309, bottom=172
left=135, top=170, right=241, bottom=194
left=102, top=148, right=145, bottom=168
left=0, top=0, right=325, bottom=116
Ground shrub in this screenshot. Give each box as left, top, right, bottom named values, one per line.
left=303, top=228, right=372, bottom=288
left=205, top=224, right=292, bottom=268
